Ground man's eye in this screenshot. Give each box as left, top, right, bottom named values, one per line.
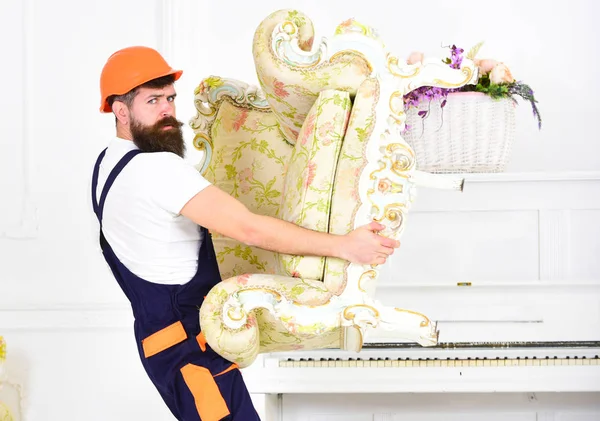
left=148, top=98, right=157, bottom=104
left=167, top=96, right=175, bottom=102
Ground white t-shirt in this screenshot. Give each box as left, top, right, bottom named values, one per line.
left=95, top=137, right=211, bottom=285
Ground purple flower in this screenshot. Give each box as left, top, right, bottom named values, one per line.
left=449, top=45, right=464, bottom=69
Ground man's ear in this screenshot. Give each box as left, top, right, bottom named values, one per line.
left=112, top=101, right=130, bottom=125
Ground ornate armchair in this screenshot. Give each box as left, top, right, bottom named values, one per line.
left=190, top=9, right=477, bottom=368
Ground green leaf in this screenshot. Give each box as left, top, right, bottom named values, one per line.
left=204, top=76, right=224, bottom=88
left=291, top=285, right=305, bottom=296
left=355, top=127, right=368, bottom=142
left=466, top=41, right=484, bottom=60
left=316, top=199, right=329, bottom=212
left=343, top=97, right=351, bottom=110
left=282, top=110, right=296, bottom=119
left=225, top=164, right=236, bottom=180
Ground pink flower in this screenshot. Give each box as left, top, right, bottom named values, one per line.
left=300, top=113, right=316, bottom=145
left=237, top=274, right=251, bottom=286
left=304, top=161, right=317, bottom=188
left=244, top=317, right=257, bottom=329
left=489, top=63, right=515, bottom=84
left=232, top=109, right=249, bottom=131
left=291, top=271, right=301, bottom=278
left=318, top=121, right=335, bottom=145
left=247, top=118, right=259, bottom=130
left=238, top=167, right=253, bottom=182
left=378, top=179, right=391, bottom=193
left=338, top=18, right=353, bottom=30
left=299, top=36, right=314, bottom=51
left=287, top=321, right=298, bottom=334
left=474, top=58, right=499, bottom=74
left=407, top=51, right=424, bottom=65
left=273, top=80, right=289, bottom=98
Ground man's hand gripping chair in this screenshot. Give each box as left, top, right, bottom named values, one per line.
left=191, top=10, right=477, bottom=367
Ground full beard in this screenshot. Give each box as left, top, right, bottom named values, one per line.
left=130, top=115, right=186, bottom=158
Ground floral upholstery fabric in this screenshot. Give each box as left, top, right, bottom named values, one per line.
left=278, top=89, right=351, bottom=280
left=253, top=9, right=372, bottom=145
left=205, top=100, right=293, bottom=279
left=324, top=78, right=380, bottom=295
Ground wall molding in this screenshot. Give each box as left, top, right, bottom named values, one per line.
left=158, top=0, right=174, bottom=61
left=158, top=0, right=197, bottom=69
left=539, top=209, right=571, bottom=280
left=1, top=0, right=38, bottom=239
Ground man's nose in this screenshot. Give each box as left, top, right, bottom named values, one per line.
left=160, top=100, right=175, bottom=117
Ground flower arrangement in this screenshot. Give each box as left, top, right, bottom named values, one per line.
left=403, top=43, right=542, bottom=131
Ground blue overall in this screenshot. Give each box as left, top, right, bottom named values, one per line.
left=92, top=149, right=260, bottom=421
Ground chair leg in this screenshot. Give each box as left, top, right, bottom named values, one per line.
left=341, top=325, right=365, bottom=352
left=373, top=302, right=440, bottom=347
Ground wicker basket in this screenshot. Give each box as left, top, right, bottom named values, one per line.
left=403, top=92, right=516, bottom=173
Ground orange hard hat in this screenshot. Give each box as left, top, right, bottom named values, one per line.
left=99, top=46, right=183, bottom=113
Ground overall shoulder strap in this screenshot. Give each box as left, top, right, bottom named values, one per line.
left=91, top=149, right=107, bottom=219
left=92, top=149, right=142, bottom=223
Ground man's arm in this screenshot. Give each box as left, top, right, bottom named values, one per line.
left=180, top=185, right=399, bottom=266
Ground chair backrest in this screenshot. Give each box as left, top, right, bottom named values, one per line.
left=189, top=77, right=293, bottom=280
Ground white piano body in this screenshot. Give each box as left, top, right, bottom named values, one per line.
left=242, top=172, right=600, bottom=418
left=248, top=343, right=600, bottom=395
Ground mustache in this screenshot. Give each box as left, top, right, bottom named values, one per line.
left=155, top=116, right=183, bottom=129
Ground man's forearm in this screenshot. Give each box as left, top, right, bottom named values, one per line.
left=244, top=214, right=346, bottom=259
left=179, top=185, right=391, bottom=264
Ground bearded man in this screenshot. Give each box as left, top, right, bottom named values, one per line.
left=91, top=46, right=399, bottom=420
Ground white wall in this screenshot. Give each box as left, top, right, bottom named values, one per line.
left=0, top=0, right=599, bottom=420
